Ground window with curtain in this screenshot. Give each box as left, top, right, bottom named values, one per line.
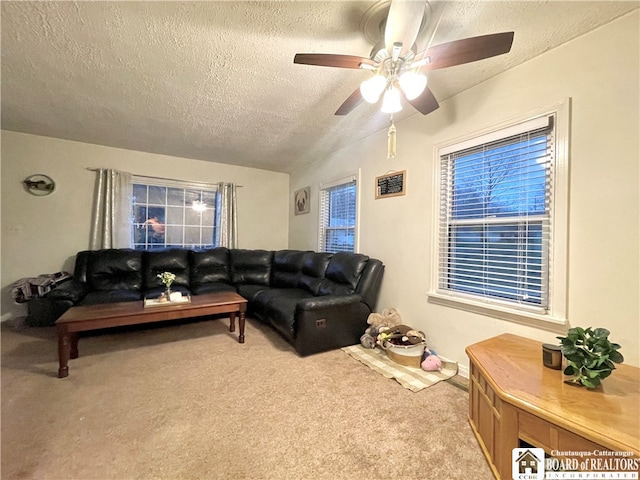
left=318, top=175, right=358, bottom=253
left=132, top=178, right=219, bottom=250
left=434, top=108, right=568, bottom=317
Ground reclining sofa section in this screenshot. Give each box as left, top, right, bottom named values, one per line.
left=28, top=248, right=385, bottom=356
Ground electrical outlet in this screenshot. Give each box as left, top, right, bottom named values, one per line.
left=316, top=319, right=326, bottom=328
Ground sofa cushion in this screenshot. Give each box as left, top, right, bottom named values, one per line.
left=191, top=282, right=237, bottom=295
left=80, top=289, right=143, bottom=305
left=87, top=249, right=143, bottom=291
left=317, top=252, right=369, bottom=296
left=73, top=250, right=92, bottom=284
left=264, top=293, right=311, bottom=342
left=252, top=287, right=312, bottom=313
left=46, top=280, right=89, bottom=303
left=143, top=249, right=190, bottom=290
left=271, top=250, right=310, bottom=288
left=298, top=252, right=332, bottom=295
left=190, top=248, right=231, bottom=286
left=236, top=284, right=268, bottom=303
left=230, top=249, right=273, bottom=285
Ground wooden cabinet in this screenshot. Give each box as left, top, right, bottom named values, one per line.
left=466, top=334, right=640, bottom=480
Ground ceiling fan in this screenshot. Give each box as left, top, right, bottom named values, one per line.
left=293, top=0, right=514, bottom=117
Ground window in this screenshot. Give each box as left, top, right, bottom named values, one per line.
left=318, top=174, right=358, bottom=253
left=132, top=178, right=218, bottom=250
left=432, top=102, right=569, bottom=321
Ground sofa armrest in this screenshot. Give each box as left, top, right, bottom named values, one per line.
left=46, top=280, right=89, bottom=303
left=297, top=294, right=363, bottom=311
left=294, top=294, right=370, bottom=356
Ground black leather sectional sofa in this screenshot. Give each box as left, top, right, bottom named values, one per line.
left=28, top=248, right=384, bottom=356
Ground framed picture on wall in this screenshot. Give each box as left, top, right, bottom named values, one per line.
left=294, top=187, right=310, bottom=215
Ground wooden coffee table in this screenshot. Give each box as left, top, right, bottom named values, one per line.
left=56, top=291, right=247, bottom=378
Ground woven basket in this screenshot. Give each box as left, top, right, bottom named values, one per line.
left=383, top=342, right=425, bottom=368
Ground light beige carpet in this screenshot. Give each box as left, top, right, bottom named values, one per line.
left=342, top=345, right=458, bottom=392
left=1, top=316, right=492, bottom=480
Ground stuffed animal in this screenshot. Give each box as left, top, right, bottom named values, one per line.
left=406, top=329, right=426, bottom=343
left=360, top=325, right=380, bottom=349
left=366, top=308, right=402, bottom=329
left=362, top=308, right=403, bottom=349
left=377, top=325, right=426, bottom=346
left=421, top=349, right=442, bottom=372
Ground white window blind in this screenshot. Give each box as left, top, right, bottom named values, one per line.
left=437, top=114, right=555, bottom=312
left=319, top=175, right=357, bottom=253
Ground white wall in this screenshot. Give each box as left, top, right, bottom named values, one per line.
left=1, top=132, right=289, bottom=320
left=289, top=12, right=640, bottom=369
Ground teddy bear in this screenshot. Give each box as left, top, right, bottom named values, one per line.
left=366, top=307, right=402, bottom=329
left=360, top=308, right=403, bottom=349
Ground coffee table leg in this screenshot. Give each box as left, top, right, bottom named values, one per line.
left=70, top=333, right=79, bottom=359
left=238, top=311, right=245, bottom=344
left=58, top=330, right=70, bottom=378
left=229, top=312, right=236, bottom=333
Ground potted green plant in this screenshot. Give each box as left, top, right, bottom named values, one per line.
left=557, top=327, right=624, bottom=389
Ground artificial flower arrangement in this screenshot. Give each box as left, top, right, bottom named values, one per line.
left=157, top=271, right=176, bottom=293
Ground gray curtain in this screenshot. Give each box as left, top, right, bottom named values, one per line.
left=90, top=168, right=133, bottom=249
left=216, top=182, right=238, bottom=248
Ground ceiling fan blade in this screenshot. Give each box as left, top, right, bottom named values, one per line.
left=384, top=0, right=427, bottom=55
left=294, top=53, right=375, bottom=69
left=413, top=2, right=443, bottom=55
left=418, top=32, right=514, bottom=70
left=335, top=89, right=364, bottom=116
left=406, top=85, right=439, bottom=115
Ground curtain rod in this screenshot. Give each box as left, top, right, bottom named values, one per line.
left=86, top=168, right=243, bottom=187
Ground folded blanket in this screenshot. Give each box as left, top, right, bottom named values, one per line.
left=10, top=272, right=72, bottom=304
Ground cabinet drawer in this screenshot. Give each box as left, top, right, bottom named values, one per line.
left=558, top=428, right=605, bottom=452
left=519, top=410, right=555, bottom=451
left=519, top=410, right=611, bottom=455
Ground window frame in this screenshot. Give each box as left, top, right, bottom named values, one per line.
left=131, top=176, right=220, bottom=251
left=428, top=100, right=570, bottom=325
left=317, top=171, right=360, bottom=253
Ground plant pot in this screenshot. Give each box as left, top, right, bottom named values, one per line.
left=562, top=365, right=581, bottom=387
left=561, top=358, right=605, bottom=390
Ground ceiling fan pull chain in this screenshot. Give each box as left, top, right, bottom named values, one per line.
left=388, top=115, right=397, bottom=159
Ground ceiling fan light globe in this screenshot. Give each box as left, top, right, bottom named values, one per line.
left=381, top=87, right=402, bottom=113
left=360, top=75, right=387, bottom=104
left=192, top=200, right=207, bottom=212
left=399, top=71, right=427, bottom=100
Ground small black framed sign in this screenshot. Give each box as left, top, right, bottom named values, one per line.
left=375, top=170, right=406, bottom=199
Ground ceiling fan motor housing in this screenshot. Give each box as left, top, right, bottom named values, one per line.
left=360, top=0, right=432, bottom=47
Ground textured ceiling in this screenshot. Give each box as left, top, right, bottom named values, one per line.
left=2, top=1, right=637, bottom=173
